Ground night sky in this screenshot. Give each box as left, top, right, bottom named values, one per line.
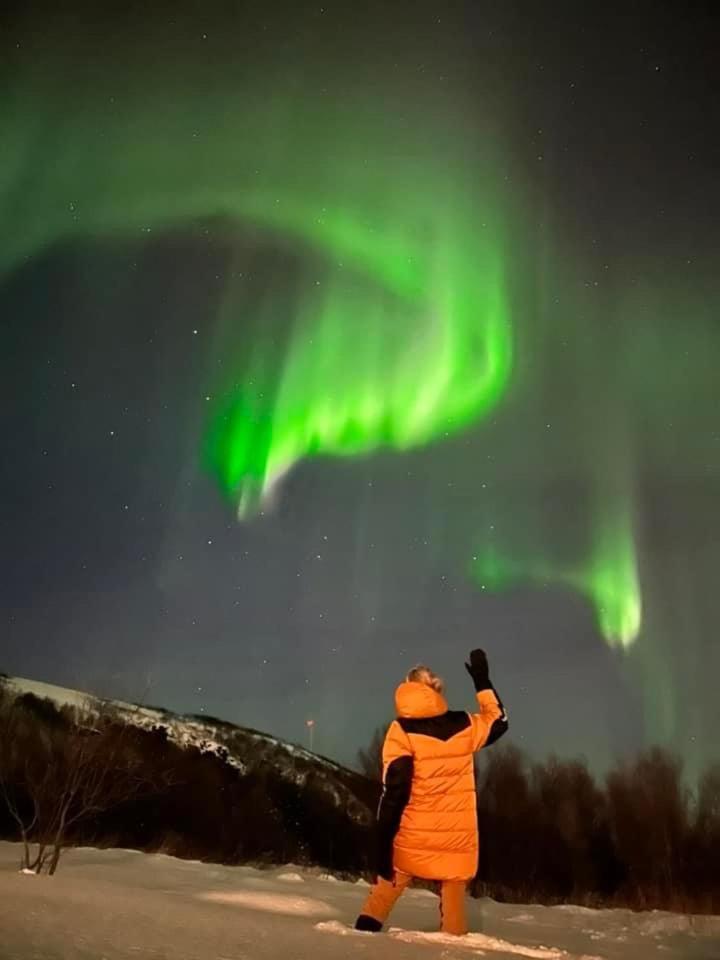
left=3, top=1, right=719, bottom=779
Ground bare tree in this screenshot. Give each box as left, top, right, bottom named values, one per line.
left=0, top=692, right=172, bottom=874
left=0, top=750, right=40, bottom=872
left=356, top=725, right=387, bottom=781
left=606, top=747, right=689, bottom=905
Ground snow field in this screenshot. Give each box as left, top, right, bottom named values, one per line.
left=1, top=843, right=718, bottom=960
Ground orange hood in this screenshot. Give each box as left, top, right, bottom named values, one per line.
left=395, top=681, right=448, bottom=719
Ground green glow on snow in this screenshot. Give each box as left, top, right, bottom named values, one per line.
left=471, top=516, right=642, bottom=648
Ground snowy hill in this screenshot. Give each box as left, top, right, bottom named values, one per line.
left=0, top=674, right=376, bottom=872
left=1, top=842, right=718, bottom=960
left=0, top=675, right=374, bottom=820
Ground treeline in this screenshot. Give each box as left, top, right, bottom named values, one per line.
left=0, top=686, right=374, bottom=876
left=358, top=729, right=720, bottom=913
left=3, top=685, right=718, bottom=914
left=475, top=746, right=720, bottom=913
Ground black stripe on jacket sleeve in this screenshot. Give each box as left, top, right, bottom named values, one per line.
left=376, top=755, right=413, bottom=879
left=484, top=686, right=509, bottom=747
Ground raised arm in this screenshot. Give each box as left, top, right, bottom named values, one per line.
left=376, top=720, right=413, bottom=879
left=465, top=648, right=509, bottom=751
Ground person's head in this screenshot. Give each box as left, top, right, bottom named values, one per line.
left=406, top=664, right=445, bottom=696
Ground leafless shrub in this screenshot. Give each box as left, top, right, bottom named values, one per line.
left=0, top=693, right=175, bottom=874
left=356, top=725, right=386, bottom=781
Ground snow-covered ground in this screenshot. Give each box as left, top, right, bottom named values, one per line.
left=1, top=843, right=718, bottom=960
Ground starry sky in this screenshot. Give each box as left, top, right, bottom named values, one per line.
left=2, top=1, right=719, bottom=780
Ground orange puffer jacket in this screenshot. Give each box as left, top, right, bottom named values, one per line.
left=377, top=682, right=507, bottom=882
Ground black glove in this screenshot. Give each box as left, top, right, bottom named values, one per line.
left=465, top=648, right=491, bottom=692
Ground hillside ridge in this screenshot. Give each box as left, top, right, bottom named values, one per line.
left=0, top=674, right=375, bottom=827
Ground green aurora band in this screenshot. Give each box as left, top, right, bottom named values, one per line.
left=205, top=209, right=512, bottom=516
left=0, top=38, right=513, bottom=517
left=1, top=18, right=643, bottom=650
left=470, top=514, right=642, bottom=647
left=6, top=7, right=720, bottom=772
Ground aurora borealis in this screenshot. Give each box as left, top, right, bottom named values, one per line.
left=0, top=12, right=512, bottom=518
left=205, top=199, right=512, bottom=516
left=2, top=1, right=719, bottom=779
left=471, top=510, right=642, bottom=648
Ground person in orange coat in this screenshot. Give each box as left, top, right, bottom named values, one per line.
left=355, top=649, right=508, bottom=936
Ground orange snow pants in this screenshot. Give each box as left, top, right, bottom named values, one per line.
left=360, top=872, right=467, bottom=936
